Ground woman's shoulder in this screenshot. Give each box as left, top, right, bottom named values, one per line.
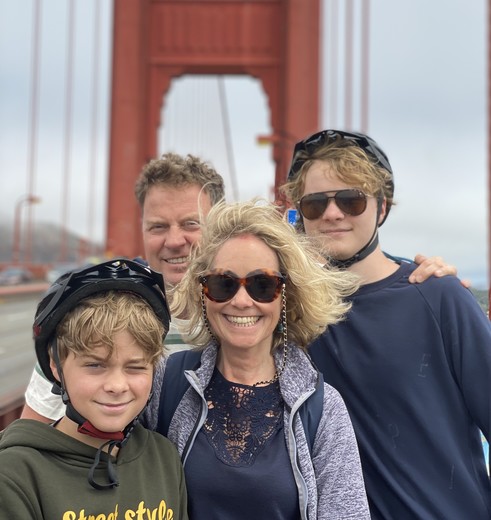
left=320, top=381, right=352, bottom=419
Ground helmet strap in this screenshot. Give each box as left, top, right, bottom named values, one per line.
left=65, top=403, right=125, bottom=441
left=50, top=338, right=70, bottom=404
left=88, top=439, right=121, bottom=490
left=329, top=231, right=379, bottom=269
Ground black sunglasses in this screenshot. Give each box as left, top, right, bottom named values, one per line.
left=199, top=269, right=286, bottom=303
left=298, top=189, right=368, bottom=220
left=287, top=129, right=393, bottom=180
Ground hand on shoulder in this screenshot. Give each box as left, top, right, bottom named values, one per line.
left=409, top=253, right=471, bottom=288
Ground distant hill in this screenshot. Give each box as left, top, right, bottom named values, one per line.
left=471, top=288, right=489, bottom=315
left=0, top=221, right=103, bottom=263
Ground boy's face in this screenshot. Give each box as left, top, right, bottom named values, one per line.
left=51, top=330, right=153, bottom=435
left=301, top=160, right=383, bottom=262
left=141, top=183, right=213, bottom=286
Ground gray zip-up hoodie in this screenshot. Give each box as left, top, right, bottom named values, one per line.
left=146, top=343, right=370, bottom=520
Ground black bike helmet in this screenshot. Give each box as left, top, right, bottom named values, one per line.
left=33, top=258, right=170, bottom=383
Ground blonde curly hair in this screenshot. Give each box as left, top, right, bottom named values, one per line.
left=171, top=199, right=359, bottom=352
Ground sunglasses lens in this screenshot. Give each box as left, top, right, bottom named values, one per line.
left=204, top=275, right=238, bottom=302
left=335, top=190, right=367, bottom=216
left=248, top=274, right=282, bottom=303
left=299, top=193, right=329, bottom=220
left=299, top=190, right=367, bottom=219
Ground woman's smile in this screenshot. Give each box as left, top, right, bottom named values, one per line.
left=223, top=314, right=261, bottom=326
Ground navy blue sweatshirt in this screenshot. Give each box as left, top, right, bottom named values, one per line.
left=309, top=262, right=491, bottom=519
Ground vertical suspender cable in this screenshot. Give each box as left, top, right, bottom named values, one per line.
left=327, top=0, right=339, bottom=128
left=344, top=0, right=354, bottom=130
left=25, top=0, right=42, bottom=264
left=360, top=0, right=370, bottom=133
left=88, top=0, right=101, bottom=257
left=218, top=77, right=239, bottom=201
left=196, top=77, right=203, bottom=152
left=193, top=79, right=199, bottom=152
left=59, top=0, right=76, bottom=262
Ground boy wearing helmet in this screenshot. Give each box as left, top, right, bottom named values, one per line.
left=0, top=259, right=188, bottom=519
left=282, top=129, right=491, bottom=519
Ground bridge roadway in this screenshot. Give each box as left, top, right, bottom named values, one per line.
left=0, top=283, right=48, bottom=429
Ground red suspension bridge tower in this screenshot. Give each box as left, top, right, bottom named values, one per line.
left=105, top=0, right=321, bottom=259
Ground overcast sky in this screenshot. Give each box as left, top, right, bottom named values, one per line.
left=0, top=0, right=488, bottom=287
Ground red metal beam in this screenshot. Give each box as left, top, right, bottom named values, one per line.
left=106, top=0, right=320, bottom=256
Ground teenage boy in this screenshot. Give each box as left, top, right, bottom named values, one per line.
left=0, top=259, right=188, bottom=519
left=281, top=129, right=491, bottom=519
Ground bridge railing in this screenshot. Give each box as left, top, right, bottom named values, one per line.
left=0, top=283, right=46, bottom=431
left=0, top=389, right=24, bottom=431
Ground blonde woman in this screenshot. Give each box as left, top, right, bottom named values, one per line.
left=145, top=200, right=369, bottom=520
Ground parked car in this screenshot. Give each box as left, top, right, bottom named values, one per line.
left=45, top=262, right=81, bottom=284
left=0, top=267, right=33, bottom=286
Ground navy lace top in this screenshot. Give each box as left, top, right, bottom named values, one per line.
left=184, top=368, right=300, bottom=519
